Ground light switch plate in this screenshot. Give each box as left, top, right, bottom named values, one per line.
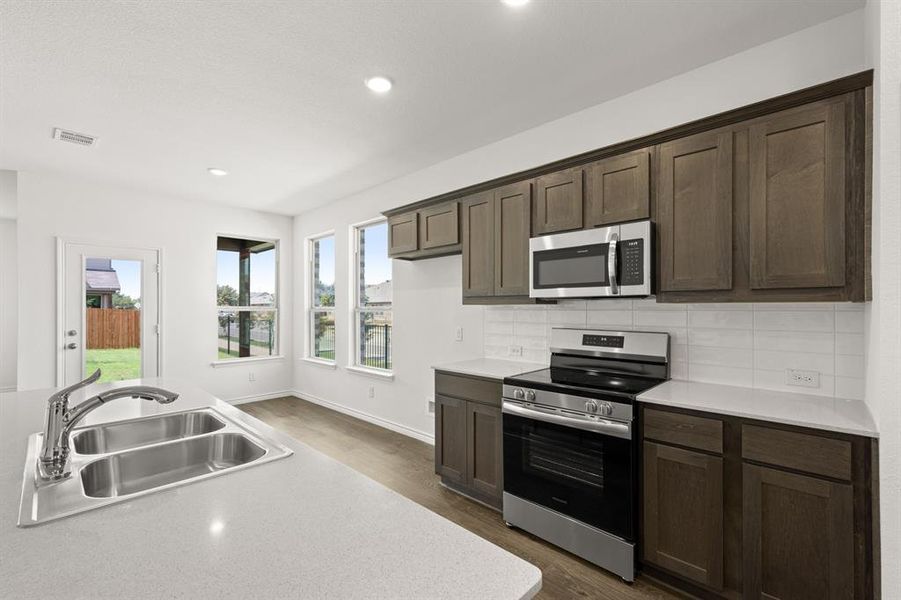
left=786, top=369, right=820, bottom=388
left=455, top=327, right=463, bottom=342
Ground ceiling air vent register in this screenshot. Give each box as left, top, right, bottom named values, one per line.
left=52, top=128, right=97, bottom=147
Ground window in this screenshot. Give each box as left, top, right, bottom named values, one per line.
left=216, top=236, right=278, bottom=360
left=353, top=220, right=392, bottom=371
left=309, top=234, right=336, bottom=362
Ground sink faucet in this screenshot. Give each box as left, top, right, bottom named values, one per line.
left=38, top=369, right=179, bottom=481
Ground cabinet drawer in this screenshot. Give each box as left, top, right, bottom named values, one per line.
left=644, top=408, right=723, bottom=454
left=435, top=372, right=502, bottom=407
left=742, top=425, right=852, bottom=481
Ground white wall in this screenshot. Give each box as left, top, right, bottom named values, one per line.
left=864, top=1, right=901, bottom=598
left=292, top=10, right=868, bottom=441
left=15, top=171, right=294, bottom=402
left=0, top=216, right=16, bottom=391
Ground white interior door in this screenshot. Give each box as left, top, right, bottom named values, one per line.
left=62, top=242, right=160, bottom=385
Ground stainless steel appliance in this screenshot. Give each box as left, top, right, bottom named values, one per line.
left=529, top=219, right=652, bottom=298
left=502, top=328, right=669, bottom=582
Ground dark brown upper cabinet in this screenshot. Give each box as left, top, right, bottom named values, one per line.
left=743, top=464, right=854, bottom=600
left=585, top=149, right=651, bottom=227
left=388, top=211, right=418, bottom=256
left=533, top=168, right=583, bottom=235
left=494, top=181, right=532, bottom=296
left=749, top=98, right=846, bottom=290
left=419, top=201, right=460, bottom=250
left=658, top=129, right=734, bottom=292
left=461, top=192, right=495, bottom=298
left=643, top=441, right=724, bottom=590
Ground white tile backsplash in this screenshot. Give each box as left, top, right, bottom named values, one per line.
left=483, top=300, right=866, bottom=399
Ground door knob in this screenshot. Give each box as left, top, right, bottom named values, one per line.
left=66, top=342, right=78, bottom=350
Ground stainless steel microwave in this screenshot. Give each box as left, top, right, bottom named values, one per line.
left=529, top=220, right=652, bottom=298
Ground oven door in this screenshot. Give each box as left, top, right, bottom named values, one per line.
left=529, top=227, right=617, bottom=298
left=502, top=404, right=634, bottom=541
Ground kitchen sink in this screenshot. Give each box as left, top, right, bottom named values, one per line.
left=73, top=410, right=226, bottom=454
left=18, top=407, right=292, bottom=526
left=81, top=433, right=265, bottom=498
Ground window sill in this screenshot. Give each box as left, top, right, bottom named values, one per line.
left=210, top=355, right=285, bottom=368
left=301, top=357, right=337, bottom=370
left=345, top=365, right=395, bottom=381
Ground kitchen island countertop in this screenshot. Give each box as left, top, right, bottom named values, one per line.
left=0, top=379, right=541, bottom=600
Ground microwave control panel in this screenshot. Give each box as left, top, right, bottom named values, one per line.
left=619, top=238, right=644, bottom=286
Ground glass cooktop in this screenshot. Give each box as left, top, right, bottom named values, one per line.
left=505, top=367, right=666, bottom=399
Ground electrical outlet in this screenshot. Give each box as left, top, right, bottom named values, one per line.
left=509, top=345, right=523, bottom=357
left=427, top=398, right=435, bottom=415
left=368, top=386, right=375, bottom=399
left=455, top=326, right=464, bottom=342
left=786, top=369, right=820, bottom=388
left=248, top=372, right=255, bottom=382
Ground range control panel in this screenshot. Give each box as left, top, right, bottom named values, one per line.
left=619, top=238, right=644, bottom=286
left=582, top=334, right=625, bottom=348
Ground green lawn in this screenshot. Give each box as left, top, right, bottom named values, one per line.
left=85, top=348, right=141, bottom=382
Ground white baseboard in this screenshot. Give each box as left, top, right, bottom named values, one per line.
left=0, top=385, right=16, bottom=393
left=226, top=389, right=295, bottom=406
left=292, top=389, right=435, bottom=446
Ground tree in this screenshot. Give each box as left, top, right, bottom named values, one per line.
left=217, top=284, right=238, bottom=306
left=112, top=292, right=138, bottom=309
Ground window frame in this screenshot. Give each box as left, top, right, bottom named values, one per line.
left=307, top=231, right=337, bottom=364
left=214, top=234, right=280, bottom=364
left=350, top=217, right=393, bottom=375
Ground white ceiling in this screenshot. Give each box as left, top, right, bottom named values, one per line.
left=0, top=0, right=863, bottom=215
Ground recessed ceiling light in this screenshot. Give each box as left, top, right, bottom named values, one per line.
left=208, top=167, right=228, bottom=177
left=502, top=0, right=529, bottom=6
left=365, top=76, right=393, bottom=93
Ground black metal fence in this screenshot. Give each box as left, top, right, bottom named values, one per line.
left=360, top=323, right=392, bottom=370
left=315, top=324, right=336, bottom=360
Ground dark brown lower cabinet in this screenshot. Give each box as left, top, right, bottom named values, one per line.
left=466, top=402, right=502, bottom=501
left=640, top=405, right=875, bottom=600
left=434, top=371, right=504, bottom=509
left=434, top=394, right=467, bottom=485
left=643, top=441, right=724, bottom=590
left=743, top=464, right=854, bottom=600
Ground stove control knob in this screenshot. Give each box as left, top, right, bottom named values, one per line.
left=584, top=400, right=599, bottom=414
left=600, top=402, right=614, bottom=416
left=525, top=390, right=536, bottom=402
left=513, top=388, right=525, bottom=400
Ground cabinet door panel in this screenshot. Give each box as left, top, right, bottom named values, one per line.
left=743, top=464, right=853, bottom=600
left=585, top=150, right=650, bottom=226
left=533, top=168, right=583, bottom=234
left=467, top=402, right=502, bottom=506
left=420, top=201, right=459, bottom=249
left=494, top=181, right=532, bottom=296
left=643, top=442, right=724, bottom=590
left=388, top=212, right=418, bottom=256
left=435, top=395, right=467, bottom=484
left=658, top=130, right=733, bottom=291
left=749, top=99, right=846, bottom=289
left=461, top=192, right=495, bottom=298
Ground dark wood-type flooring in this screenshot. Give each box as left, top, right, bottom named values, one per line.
left=240, top=396, right=684, bottom=600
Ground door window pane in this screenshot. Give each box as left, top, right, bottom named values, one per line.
left=85, top=258, right=142, bottom=382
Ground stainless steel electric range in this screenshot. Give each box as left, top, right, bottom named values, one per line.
left=502, top=328, right=670, bottom=582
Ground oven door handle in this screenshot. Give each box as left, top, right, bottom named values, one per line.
left=502, top=401, right=632, bottom=440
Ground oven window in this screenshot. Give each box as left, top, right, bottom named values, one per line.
left=533, top=243, right=608, bottom=289
left=503, top=411, right=633, bottom=540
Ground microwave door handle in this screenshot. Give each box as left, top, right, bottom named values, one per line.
left=608, top=233, right=619, bottom=295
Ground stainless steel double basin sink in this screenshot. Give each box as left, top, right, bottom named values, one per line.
left=18, top=407, right=293, bottom=526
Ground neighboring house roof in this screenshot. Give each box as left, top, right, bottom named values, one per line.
left=85, top=268, right=121, bottom=293
left=364, top=281, right=392, bottom=305
left=250, top=292, right=275, bottom=306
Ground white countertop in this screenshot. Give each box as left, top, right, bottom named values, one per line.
left=638, top=379, right=878, bottom=438
left=0, top=379, right=541, bottom=599
left=432, top=358, right=546, bottom=380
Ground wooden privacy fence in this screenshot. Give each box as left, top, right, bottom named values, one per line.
left=86, top=308, right=141, bottom=349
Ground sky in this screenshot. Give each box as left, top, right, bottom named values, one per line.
left=110, top=259, right=142, bottom=299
